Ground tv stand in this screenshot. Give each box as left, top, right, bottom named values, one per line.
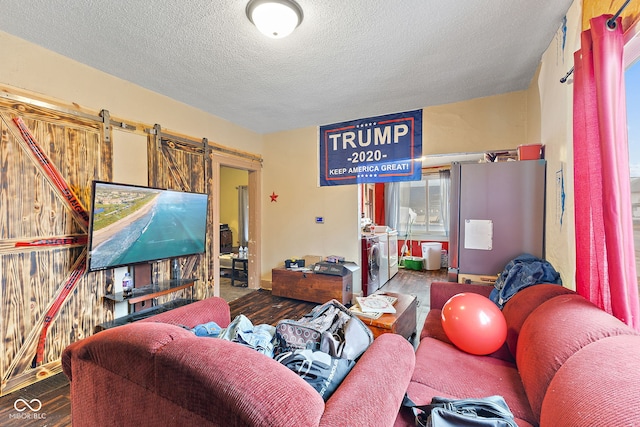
left=99, top=279, right=197, bottom=332
left=104, top=278, right=196, bottom=306
left=94, top=298, right=194, bottom=332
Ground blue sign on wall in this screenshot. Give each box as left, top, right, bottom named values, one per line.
left=319, top=109, right=422, bottom=186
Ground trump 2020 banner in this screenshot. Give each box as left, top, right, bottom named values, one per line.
left=319, top=109, right=422, bottom=186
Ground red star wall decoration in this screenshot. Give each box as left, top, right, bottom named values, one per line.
left=270, top=191, right=278, bottom=202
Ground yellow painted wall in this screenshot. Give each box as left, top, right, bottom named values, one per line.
left=0, top=31, right=262, bottom=154
left=261, top=126, right=362, bottom=288
left=220, top=167, right=249, bottom=246
left=260, top=93, right=534, bottom=291
left=535, top=0, right=582, bottom=288
left=526, top=64, right=542, bottom=145
left=423, top=91, right=528, bottom=155
left=1, top=27, right=546, bottom=289
left=582, top=0, right=640, bottom=31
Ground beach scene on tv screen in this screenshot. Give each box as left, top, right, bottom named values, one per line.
left=89, top=184, right=208, bottom=270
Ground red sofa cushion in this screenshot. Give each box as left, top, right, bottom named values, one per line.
left=62, top=321, right=193, bottom=384
left=540, top=334, right=640, bottom=426
left=501, top=284, right=574, bottom=358
left=429, top=282, right=493, bottom=310
left=405, top=337, right=536, bottom=426
left=321, top=334, right=416, bottom=427
left=517, top=294, right=639, bottom=423
left=154, top=331, right=325, bottom=425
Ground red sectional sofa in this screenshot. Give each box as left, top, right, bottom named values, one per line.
left=62, top=297, right=416, bottom=427
left=395, top=281, right=640, bottom=427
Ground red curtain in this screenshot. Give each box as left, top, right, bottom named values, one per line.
left=573, top=15, right=640, bottom=330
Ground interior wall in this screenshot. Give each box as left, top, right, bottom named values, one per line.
left=220, top=167, right=249, bottom=247
left=423, top=91, right=528, bottom=155
left=0, top=30, right=267, bottom=287
left=260, top=90, right=531, bottom=292
left=535, top=0, right=582, bottom=288
left=526, top=64, right=542, bottom=145
left=261, top=127, right=360, bottom=288
left=582, top=0, right=640, bottom=31
left=1, top=24, right=569, bottom=291
left=0, top=31, right=263, bottom=154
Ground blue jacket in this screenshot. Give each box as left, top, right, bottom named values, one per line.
left=490, top=253, right=562, bottom=309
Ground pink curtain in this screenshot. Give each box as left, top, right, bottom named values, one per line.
left=573, top=14, right=640, bottom=330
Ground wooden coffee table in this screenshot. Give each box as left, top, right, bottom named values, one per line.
left=355, top=292, right=417, bottom=341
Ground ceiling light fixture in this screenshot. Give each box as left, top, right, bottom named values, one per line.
left=246, top=0, right=303, bottom=39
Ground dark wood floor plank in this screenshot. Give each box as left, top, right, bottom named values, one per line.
left=229, top=289, right=317, bottom=325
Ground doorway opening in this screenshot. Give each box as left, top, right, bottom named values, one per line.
left=213, top=155, right=262, bottom=303
left=219, top=166, right=253, bottom=301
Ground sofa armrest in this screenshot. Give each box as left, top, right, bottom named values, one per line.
left=64, top=322, right=327, bottom=426
left=430, top=281, right=494, bottom=310
left=320, top=334, right=415, bottom=427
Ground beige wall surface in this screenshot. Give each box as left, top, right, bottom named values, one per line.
left=261, top=127, right=361, bottom=289
left=526, top=64, right=542, bottom=145
left=259, top=90, right=533, bottom=291
left=220, top=167, right=249, bottom=246
left=423, top=91, right=528, bottom=155
left=535, top=0, right=581, bottom=288
left=1, top=24, right=572, bottom=289
left=111, top=129, right=148, bottom=186
left=0, top=31, right=262, bottom=154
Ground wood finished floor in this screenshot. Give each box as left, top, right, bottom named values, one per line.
left=0, top=267, right=446, bottom=427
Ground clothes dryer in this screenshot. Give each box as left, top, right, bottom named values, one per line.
left=375, top=232, right=389, bottom=287
left=361, top=235, right=381, bottom=296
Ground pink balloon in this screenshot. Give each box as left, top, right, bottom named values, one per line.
left=441, top=293, right=507, bottom=355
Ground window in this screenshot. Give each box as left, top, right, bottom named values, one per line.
left=626, top=23, right=640, bottom=306
left=386, top=170, right=450, bottom=238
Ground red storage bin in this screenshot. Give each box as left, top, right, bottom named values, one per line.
left=517, top=144, right=543, bottom=160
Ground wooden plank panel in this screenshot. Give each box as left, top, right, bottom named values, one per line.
left=0, top=99, right=102, bottom=131
left=149, top=136, right=211, bottom=302
left=0, top=116, right=73, bottom=239
left=0, top=98, right=112, bottom=396
left=1, top=250, right=73, bottom=378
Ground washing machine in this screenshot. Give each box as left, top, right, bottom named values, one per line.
left=361, top=235, right=381, bottom=296
left=387, top=230, right=399, bottom=280
left=375, top=232, right=389, bottom=287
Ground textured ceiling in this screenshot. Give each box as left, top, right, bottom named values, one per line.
left=0, top=0, right=573, bottom=134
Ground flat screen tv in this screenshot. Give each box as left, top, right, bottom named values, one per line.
left=87, top=181, right=209, bottom=272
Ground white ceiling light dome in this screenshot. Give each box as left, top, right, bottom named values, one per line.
left=246, top=0, right=303, bottom=39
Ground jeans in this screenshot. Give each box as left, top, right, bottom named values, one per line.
left=218, top=314, right=277, bottom=357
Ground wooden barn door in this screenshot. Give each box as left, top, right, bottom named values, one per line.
left=0, top=101, right=112, bottom=395
left=147, top=127, right=213, bottom=300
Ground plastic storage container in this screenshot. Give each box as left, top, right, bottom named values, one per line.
left=421, top=242, right=443, bottom=270
left=402, top=256, right=424, bottom=270
left=517, top=144, right=543, bottom=160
